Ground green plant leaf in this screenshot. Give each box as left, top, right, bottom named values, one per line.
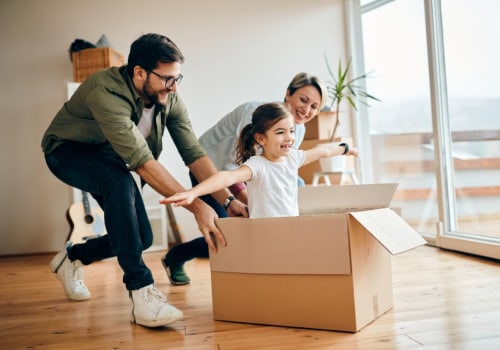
left=323, top=54, right=379, bottom=141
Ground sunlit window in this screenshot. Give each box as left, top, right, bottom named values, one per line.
left=359, top=0, right=500, bottom=258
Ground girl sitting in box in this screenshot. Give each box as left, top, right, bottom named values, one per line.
left=161, top=102, right=358, bottom=218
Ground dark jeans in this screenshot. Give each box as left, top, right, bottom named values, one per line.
left=166, top=172, right=228, bottom=264
left=45, top=142, right=154, bottom=290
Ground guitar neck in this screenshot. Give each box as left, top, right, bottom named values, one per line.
left=81, top=191, right=94, bottom=224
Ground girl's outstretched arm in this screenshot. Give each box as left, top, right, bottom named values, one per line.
left=303, top=142, right=359, bottom=166
left=160, top=166, right=253, bottom=207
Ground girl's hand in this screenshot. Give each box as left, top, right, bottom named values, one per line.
left=346, top=147, right=359, bottom=157
left=160, top=191, right=197, bottom=207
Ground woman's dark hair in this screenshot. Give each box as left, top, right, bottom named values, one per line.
left=126, top=33, right=185, bottom=77
left=235, top=102, right=292, bottom=165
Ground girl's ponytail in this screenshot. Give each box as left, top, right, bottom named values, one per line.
left=236, top=123, right=256, bottom=165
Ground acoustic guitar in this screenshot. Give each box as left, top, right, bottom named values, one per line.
left=66, top=190, right=107, bottom=243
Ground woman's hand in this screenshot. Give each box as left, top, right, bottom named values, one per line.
left=226, top=198, right=249, bottom=218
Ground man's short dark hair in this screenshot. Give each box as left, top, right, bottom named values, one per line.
left=127, top=33, right=185, bottom=77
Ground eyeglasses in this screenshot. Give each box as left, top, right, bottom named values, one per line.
left=148, top=70, right=183, bottom=89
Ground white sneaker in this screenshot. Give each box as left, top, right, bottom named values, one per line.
left=129, top=284, right=183, bottom=327
left=49, top=243, right=90, bottom=301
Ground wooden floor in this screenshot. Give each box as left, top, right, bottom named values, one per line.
left=1, top=245, right=499, bottom=350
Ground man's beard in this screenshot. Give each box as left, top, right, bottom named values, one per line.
left=143, top=79, right=168, bottom=106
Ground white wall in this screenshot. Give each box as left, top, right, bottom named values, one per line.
left=0, top=0, right=347, bottom=255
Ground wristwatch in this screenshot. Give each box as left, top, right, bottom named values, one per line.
left=339, top=142, right=349, bottom=155
left=223, top=195, right=236, bottom=210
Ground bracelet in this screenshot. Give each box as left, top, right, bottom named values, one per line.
left=223, top=195, right=236, bottom=210
left=339, top=142, right=349, bottom=155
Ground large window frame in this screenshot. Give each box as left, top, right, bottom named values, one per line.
left=347, top=0, right=500, bottom=259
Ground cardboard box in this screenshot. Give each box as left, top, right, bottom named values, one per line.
left=72, top=47, right=125, bottom=82
left=304, top=110, right=336, bottom=140
left=210, top=184, right=426, bottom=332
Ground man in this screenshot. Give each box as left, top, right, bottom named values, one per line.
left=41, top=33, right=246, bottom=328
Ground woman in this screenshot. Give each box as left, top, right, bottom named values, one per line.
left=162, top=72, right=328, bottom=285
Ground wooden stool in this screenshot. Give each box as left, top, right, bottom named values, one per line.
left=312, top=171, right=359, bottom=186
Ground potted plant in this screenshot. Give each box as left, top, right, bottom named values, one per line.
left=324, top=55, right=379, bottom=142
left=319, top=55, right=379, bottom=175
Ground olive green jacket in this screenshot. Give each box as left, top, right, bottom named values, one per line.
left=41, top=66, right=205, bottom=170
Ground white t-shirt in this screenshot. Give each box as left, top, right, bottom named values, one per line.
left=243, top=149, right=306, bottom=218
left=137, top=106, right=155, bottom=138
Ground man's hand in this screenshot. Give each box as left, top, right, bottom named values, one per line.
left=191, top=203, right=226, bottom=253
left=159, top=196, right=226, bottom=252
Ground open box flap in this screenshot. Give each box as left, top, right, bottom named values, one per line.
left=350, top=208, right=426, bottom=255
left=298, top=183, right=398, bottom=215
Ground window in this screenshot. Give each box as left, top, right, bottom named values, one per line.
left=352, top=0, right=500, bottom=259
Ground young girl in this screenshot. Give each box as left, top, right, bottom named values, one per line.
left=162, top=102, right=358, bottom=218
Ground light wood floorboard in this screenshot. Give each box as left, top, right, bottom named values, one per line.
left=1, top=245, right=499, bottom=349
